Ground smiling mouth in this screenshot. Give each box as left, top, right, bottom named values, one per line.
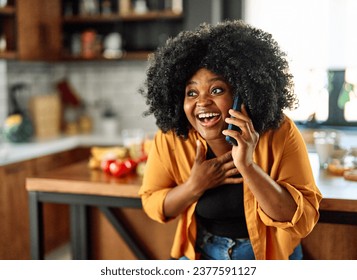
left=196, top=112, right=221, bottom=127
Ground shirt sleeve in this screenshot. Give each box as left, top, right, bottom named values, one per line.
left=138, top=130, right=176, bottom=223
left=256, top=119, right=322, bottom=237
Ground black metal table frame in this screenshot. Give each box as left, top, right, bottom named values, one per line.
left=28, top=191, right=148, bottom=260
left=28, top=190, right=357, bottom=260
left=319, top=209, right=357, bottom=226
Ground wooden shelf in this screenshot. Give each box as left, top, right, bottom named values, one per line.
left=0, top=1, right=184, bottom=61
left=60, top=3, right=184, bottom=61
left=61, top=50, right=151, bottom=61
left=63, top=10, right=183, bottom=23
left=0, top=50, right=16, bottom=59
left=0, top=6, right=16, bottom=15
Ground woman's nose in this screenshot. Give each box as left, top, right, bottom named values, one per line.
left=197, top=94, right=212, bottom=107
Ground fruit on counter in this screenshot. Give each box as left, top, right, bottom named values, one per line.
left=108, top=158, right=137, bottom=177
left=88, top=145, right=148, bottom=177
left=101, top=159, right=116, bottom=174
left=88, top=157, right=101, bottom=169
left=91, top=146, right=128, bottom=161
left=88, top=146, right=128, bottom=170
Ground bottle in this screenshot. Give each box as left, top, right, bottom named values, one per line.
left=0, top=34, right=6, bottom=52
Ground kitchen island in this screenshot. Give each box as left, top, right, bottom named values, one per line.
left=26, top=160, right=177, bottom=260
left=2, top=131, right=357, bottom=259
left=0, top=133, right=123, bottom=260
left=25, top=154, right=357, bottom=260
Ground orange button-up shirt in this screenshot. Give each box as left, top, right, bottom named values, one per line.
left=139, top=116, right=322, bottom=259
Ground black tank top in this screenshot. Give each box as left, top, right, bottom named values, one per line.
left=195, top=146, right=249, bottom=239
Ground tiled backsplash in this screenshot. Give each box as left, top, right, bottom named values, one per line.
left=1, top=60, right=157, bottom=135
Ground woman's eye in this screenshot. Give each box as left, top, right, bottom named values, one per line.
left=186, top=90, right=197, bottom=97
left=212, top=87, right=223, bottom=95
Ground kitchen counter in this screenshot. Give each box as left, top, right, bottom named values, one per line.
left=0, top=134, right=123, bottom=166
left=1, top=126, right=356, bottom=167
left=298, top=126, right=357, bottom=153
left=25, top=156, right=357, bottom=260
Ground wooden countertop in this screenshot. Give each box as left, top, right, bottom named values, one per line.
left=308, top=153, right=357, bottom=212
left=26, top=155, right=357, bottom=213
left=26, top=161, right=141, bottom=198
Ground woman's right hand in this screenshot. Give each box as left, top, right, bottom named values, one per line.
left=163, top=140, right=242, bottom=219
left=187, top=140, right=243, bottom=199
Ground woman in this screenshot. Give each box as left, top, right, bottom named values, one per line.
left=138, top=20, right=322, bottom=260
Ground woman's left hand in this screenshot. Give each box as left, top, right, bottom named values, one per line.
left=222, top=105, right=259, bottom=172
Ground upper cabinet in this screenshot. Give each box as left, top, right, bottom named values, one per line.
left=0, top=0, right=184, bottom=61
left=0, top=0, right=61, bottom=61
left=61, top=0, right=184, bottom=60
left=0, top=1, right=244, bottom=62
left=0, top=0, right=17, bottom=59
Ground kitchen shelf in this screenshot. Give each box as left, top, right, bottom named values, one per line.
left=61, top=50, right=151, bottom=61
left=63, top=10, right=183, bottom=23
left=0, top=1, right=62, bottom=61
left=0, top=3, right=16, bottom=59
left=61, top=0, right=185, bottom=61
left=0, top=50, right=16, bottom=59
left=0, top=6, right=16, bottom=15
left=1, top=0, right=185, bottom=61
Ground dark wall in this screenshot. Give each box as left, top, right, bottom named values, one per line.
left=184, top=0, right=243, bottom=31
left=222, top=0, right=243, bottom=21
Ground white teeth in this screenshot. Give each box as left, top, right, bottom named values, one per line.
left=198, top=112, right=219, bottom=119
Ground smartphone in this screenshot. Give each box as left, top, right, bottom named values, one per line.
left=225, top=96, right=242, bottom=146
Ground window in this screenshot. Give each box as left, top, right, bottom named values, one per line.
left=243, top=0, right=357, bottom=127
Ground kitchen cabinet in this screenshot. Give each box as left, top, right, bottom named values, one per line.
left=0, top=159, right=34, bottom=260
left=1, top=0, right=243, bottom=62
left=1, top=0, right=184, bottom=61
left=302, top=223, right=357, bottom=259
left=0, top=0, right=61, bottom=60
left=60, top=0, right=184, bottom=60
left=0, top=1, right=16, bottom=59
left=0, top=147, right=89, bottom=259
left=89, top=207, right=178, bottom=259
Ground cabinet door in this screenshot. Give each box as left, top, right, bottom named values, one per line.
left=16, top=0, right=61, bottom=60
left=0, top=160, right=34, bottom=259
left=34, top=148, right=90, bottom=174
left=0, top=2, right=17, bottom=59
left=0, top=148, right=90, bottom=260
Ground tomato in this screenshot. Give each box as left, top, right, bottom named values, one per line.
left=109, top=159, right=135, bottom=177
left=103, top=158, right=138, bottom=177
left=101, top=159, right=115, bottom=174
left=125, top=158, right=137, bottom=169
left=109, top=161, right=124, bottom=177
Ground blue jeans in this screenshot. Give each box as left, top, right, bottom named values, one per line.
left=191, top=229, right=303, bottom=260
left=196, top=230, right=254, bottom=260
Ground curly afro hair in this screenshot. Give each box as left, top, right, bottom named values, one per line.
left=139, top=20, right=298, bottom=138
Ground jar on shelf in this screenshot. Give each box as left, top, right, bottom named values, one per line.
left=81, top=30, right=100, bottom=58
